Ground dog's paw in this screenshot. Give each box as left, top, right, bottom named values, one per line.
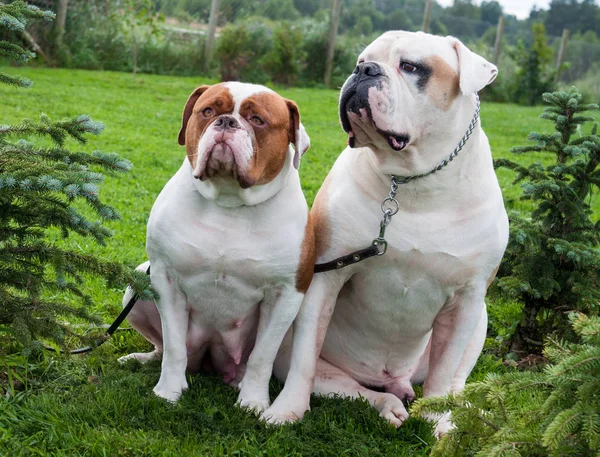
left=153, top=377, right=188, bottom=403
left=118, top=350, right=161, bottom=365
left=260, top=394, right=309, bottom=425
left=374, top=392, right=410, bottom=427
left=237, top=396, right=270, bottom=415
left=433, top=413, right=455, bottom=439
left=260, top=406, right=304, bottom=425
left=237, top=386, right=270, bottom=414
left=236, top=380, right=270, bottom=414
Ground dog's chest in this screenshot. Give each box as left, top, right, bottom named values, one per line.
left=329, top=192, right=507, bottom=332
left=166, top=211, right=300, bottom=297
left=147, top=173, right=307, bottom=326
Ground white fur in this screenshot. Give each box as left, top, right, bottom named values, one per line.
left=120, top=83, right=311, bottom=413
left=264, top=32, right=508, bottom=438
left=225, top=81, right=274, bottom=115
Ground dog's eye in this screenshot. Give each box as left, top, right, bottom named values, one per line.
left=400, top=62, right=419, bottom=73
left=250, top=115, right=264, bottom=125
left=202, top=107, right=214, bottom=117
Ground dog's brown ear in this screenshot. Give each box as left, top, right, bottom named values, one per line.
left=178, top=85, right=211, bottom=146
left=447, top=37, right=498, bottom=95
left=285, top=99, right=310, bottom=169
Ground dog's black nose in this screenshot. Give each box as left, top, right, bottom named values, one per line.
left=354, top=62, right=382, bottom=77
left=214, top=115, right=241, bottom=130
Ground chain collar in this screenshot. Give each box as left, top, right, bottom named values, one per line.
left=392, top=93, right=481, bottom=184
left=373, top=93, right=481, bottom=253
left=313, top=93, right=483, bottom=271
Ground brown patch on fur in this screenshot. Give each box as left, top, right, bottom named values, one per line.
left=310, top=173, right=332, bottom=257
left=239, top=92, right=292, bottom=185
left=296, top=212, right=316, bottom=293
left=486, top=264, right=500, bottom=289
left=426, top=56, right=460, bottom=111
left=179, top=84, right=235, bottom=168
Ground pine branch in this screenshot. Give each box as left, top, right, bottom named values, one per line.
left=0, top=114, right=106, bottom=146
left=0, top=40, right=35, bottom=61
left=0, top=72, right=32, bottom=88
left=0, top=0, right=148, bottom=350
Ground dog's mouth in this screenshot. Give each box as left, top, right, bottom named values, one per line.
left=194, top=141, right=255, bottom=189
left=377, top=129, right=409, bottom=151
left=340, top=91, right=409, bottom=152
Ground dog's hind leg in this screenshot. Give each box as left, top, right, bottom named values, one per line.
left=118, top=262, right=163, bottom=365
left=312, top=357, right=409, bottom=427
left=117, top=296, right=163, bottom=364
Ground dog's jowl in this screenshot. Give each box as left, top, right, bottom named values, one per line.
left=119, top=82, right=315, bottom=414
left=265, top=31, right=508, bottom=437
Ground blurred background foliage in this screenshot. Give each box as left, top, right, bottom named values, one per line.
left=8, top=0, right=600, bottom=103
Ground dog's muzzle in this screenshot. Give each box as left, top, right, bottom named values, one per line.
left=339, top=62, right=383, bottom=133
left=339, top=62, right=409, bottom=151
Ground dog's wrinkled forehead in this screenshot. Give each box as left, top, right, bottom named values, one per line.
left=224, top=82, right=277, bottom=113
left=195, top=82, right=277, bottom=116
left=358, top=31, right=498, bottom=106
left=360, top=31, right=457, bottom=76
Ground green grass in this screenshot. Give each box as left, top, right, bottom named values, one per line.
left=1, top=341, right=434, bottom=456
left=0, top=66, right=595, bottom=456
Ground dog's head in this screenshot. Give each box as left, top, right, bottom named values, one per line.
left=339, top=31, right=497, bottom=173
left=179, top=82, right=310, bottom=189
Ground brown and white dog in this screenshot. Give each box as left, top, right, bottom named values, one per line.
left=119, top=82, right=314, bottom=413
left=261, top=31, right=508, bottom=436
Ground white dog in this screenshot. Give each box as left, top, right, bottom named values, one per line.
left=261, top=31, right=508, bottom=437
left=119, top=82, right=314, bottom=414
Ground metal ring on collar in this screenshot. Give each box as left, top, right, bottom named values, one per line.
left=381, top=197, right=400, bottom=216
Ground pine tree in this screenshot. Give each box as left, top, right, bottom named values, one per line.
left=412, top=312, right=600, bottom=457
left=493, top=87, right=600, bottom=354
left=0, top=1, right=154, bottom=353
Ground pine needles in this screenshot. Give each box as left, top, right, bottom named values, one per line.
left=413, top=313, right=600, bottom=457
left=0, top=1, right=154, bottom=353
left=493, top=87, right=600, bottom=354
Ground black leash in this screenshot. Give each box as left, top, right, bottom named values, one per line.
left=45, top=264, right=151, bottom=354
left=314, top=243, right=382, bottom=273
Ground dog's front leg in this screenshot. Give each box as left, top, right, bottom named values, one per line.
left=423, top=286, right=487, bottom=437
left=151, top=265, right=190, bottom=402
left=261, top=271, right=348, bottom=424
left=236, top=285, right=305, bottom=414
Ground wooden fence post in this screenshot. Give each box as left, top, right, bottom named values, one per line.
left=556, top=28, right=569, bottom=73
left=55, top=0, right=68, bottom=48
left=422, top=0, right=432, bottom=33
left=324, top=0, right=343, bottom=87
left=493, top=15, right=505, bottom=65
left=203, top=0, right=220, bottom=71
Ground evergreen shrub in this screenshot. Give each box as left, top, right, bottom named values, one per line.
left=511, top=23, right=556, bottom=106
left=413, top=312, right=600, bottom=457
left=493, top=87, right=600, bottom=354
left=0, top=1, right=154, bottom=354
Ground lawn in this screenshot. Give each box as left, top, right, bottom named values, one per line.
left=0, top=67, right=594, bottom=456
